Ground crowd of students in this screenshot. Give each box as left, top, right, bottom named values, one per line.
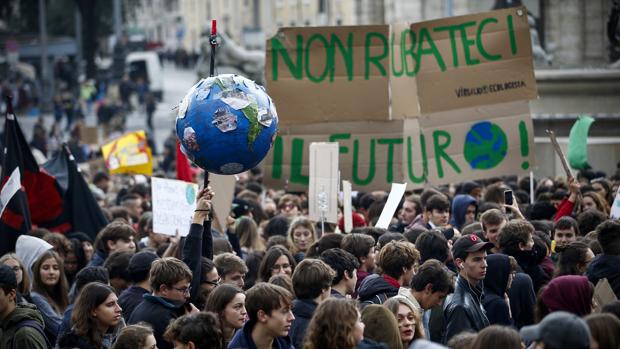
left=2, top=168, right=620, bottom=349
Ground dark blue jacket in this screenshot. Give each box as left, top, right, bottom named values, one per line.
left=118, top=285, right=149, bottom=321
left=228, top=321, right=294, bottom=349
left=290, top=299, right=317, bottom=349
left=587, top=254, right=620, bottom=299
left=128, top=295, right=186, bottom=349
left=86, top=249, right=107, bottom=268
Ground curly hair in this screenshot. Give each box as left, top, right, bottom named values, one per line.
left=303, top=298, right=360, bottom=349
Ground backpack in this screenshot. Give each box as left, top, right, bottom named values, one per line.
left=10, top=319, right=53, bottom=349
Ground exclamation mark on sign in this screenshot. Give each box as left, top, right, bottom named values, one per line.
left=519, top=121, right=530, bottom=170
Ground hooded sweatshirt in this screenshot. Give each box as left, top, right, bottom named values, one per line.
left=15, top=235, right=53, bottom=279
left=541, top=275, right=593, bottom=317
left=449, top=195, right=477, bottom=231
left=0, top=303, right=49, bottom=349
left=482, top=254, right=512, bottom=326
left=358, top=274, right=400, bottom=306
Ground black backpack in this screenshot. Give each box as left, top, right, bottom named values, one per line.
left=10, top=319, right=53, bottom=349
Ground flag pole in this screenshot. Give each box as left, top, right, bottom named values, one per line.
left=204, top=19, right=217, bottom=188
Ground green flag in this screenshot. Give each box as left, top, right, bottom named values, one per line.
left=567, top=115, right=595, bottom=170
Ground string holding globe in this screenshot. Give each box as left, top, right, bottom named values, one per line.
left=175, top=74, right=279, bottom=175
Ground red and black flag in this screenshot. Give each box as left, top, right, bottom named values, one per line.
left=43, top=145, right=108, bottom=241
left=0, top=95, right=66, bottom=255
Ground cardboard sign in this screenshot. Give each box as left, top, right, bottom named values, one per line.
left=308, top=143, right=339, bottom=224
left=413, top=101, right=536, bottom=185
left=101, top=130, right=153, bottom=176
left=262, top=101, right=535, bottom=190
left=82, top=127, right=99, bottom=145
left=594, top=278, right=618, bottom=311
left=151, top=177, right=198, bottom=237
left=209, top=173, right=237, bottom=232
left=267, top=25, right=391, bottom=125
left=411, top=6, right=537, bottom=114
left=266, top=7, right=537, bottom=124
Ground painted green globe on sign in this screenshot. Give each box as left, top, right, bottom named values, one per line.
left=175, top=74, right=279, bottom=175
left=463, top=121, right=508, bottom=170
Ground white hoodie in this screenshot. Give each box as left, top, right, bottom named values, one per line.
left=15, top=235, right=53, bottom=281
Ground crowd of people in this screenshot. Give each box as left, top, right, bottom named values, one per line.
left=2, top=164, right=620, bottom=349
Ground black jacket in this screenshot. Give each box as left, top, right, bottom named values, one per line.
left=482, top=254, right=512, bottom=326
left=128, top=295, right=186, bottom=349
left=289, top=299, right=317, bottom=349
left=507, top=272, right=536, bottom=329
left=357, top=274, right=399, bottom=306
left=587, top=254, right=620, bottom=299
left=57, top=330, right=99, bottom=349
left=512, top=250, right=549, bottom=293
left=442, top=276, right=490, bottom=344
left=118, top=285, right=149, bottom=321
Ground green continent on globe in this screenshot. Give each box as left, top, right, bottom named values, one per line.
left=463, top=121, right=508, bottom=170
left=242, top=101, right=262, bottom=150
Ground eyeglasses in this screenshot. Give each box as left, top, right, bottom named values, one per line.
left=280, top=203, right=296, bottom=210
left=204, top=277, right=221, bottom=286
left=171, top=286, right=192, bottom=295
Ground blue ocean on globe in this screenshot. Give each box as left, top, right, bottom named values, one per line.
left=175, top=74, right=279, bottom=175
left=463, top=121, right=508, bottom=170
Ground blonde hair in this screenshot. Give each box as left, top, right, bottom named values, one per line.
left=237, top=217, right=265, bottom=252
left=0, top=253, right=31, bottom=295
left=287, top=217, right=316, bottom=254
left=384, top=296, right=425, bottom=341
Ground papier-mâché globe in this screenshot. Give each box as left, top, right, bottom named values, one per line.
left=175, top=74, right=279, bottom=175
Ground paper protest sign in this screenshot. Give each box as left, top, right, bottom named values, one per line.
left=375, top=183, right=407, bottom=229
left=342, top=180, right=353, bottom=233
left=151, top=177, right=198, bottom=237
left=611, top=187, right=620, bottom=219
left=308, top=143, right=339, bottom=224
left=101, top=130, right=153, bottom=176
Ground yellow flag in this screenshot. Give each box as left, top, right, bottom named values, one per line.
left=101, top=130, right=153, bottom=176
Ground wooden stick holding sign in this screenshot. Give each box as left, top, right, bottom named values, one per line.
left=546, top=130, right=572, bottom=178
left=546, top=129, right=582, bottom=213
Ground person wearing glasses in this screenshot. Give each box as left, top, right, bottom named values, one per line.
left=258, top=246, right=297, bottom=283
left=128, top=256, right=198, bottom=349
